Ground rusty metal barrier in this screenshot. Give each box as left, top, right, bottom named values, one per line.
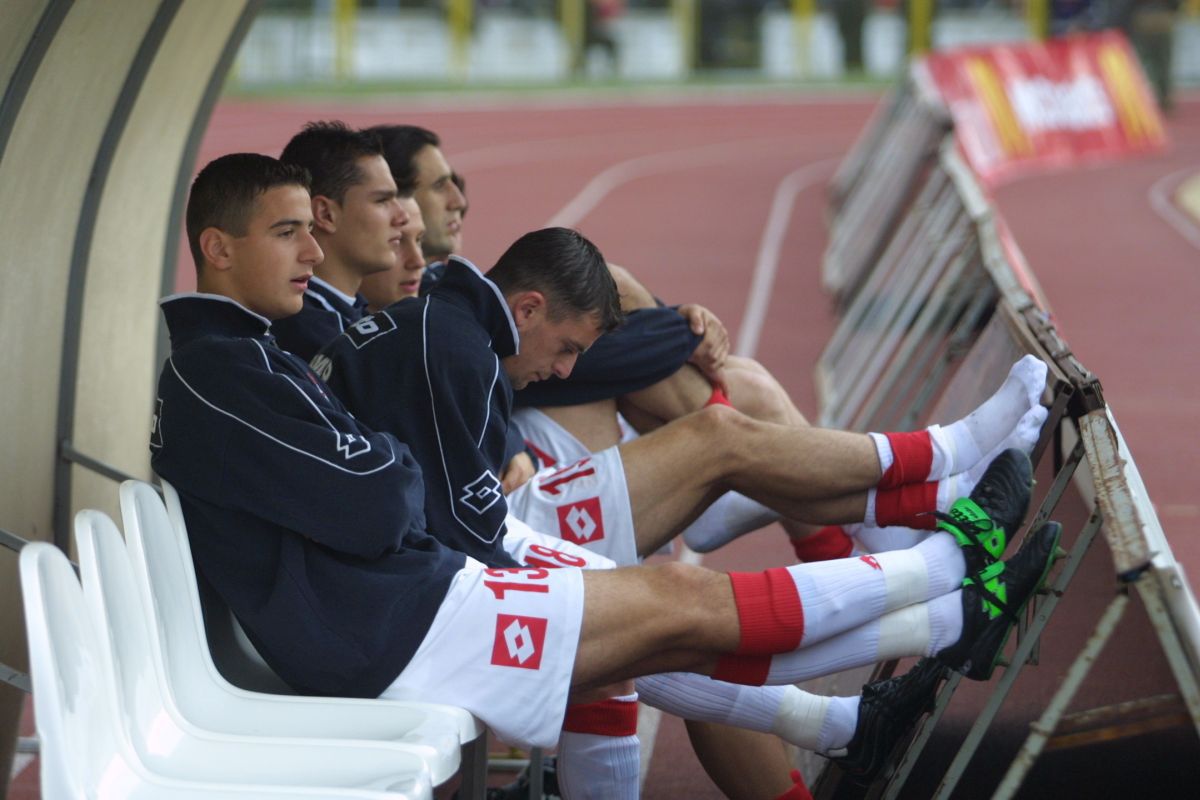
left=809, top=115, right=1200, bottom=799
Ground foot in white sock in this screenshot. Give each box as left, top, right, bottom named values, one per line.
left=933, top=356, right=1048, bottom=476
left=964, top=404, right=1048, bottom=488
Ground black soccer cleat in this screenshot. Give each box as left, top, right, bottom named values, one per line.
left=937, top=521, right=1062, bottom=681
left=936, top=449, right=1034, bottom=575
left=829, top=657, right=947, bottom=785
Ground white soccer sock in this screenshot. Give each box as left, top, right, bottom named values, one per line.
left=784, top=532, right=964, bottom=646
left=851, top=523, right=930, bottom=554
left=636, top=672, right=787, bottom=736
left=764, top=604, right=934, bottom=683
left=681, top=492, right=782, bottom=553
left=816, top=696, right=861, bottom=754
left=964, top=404, right=1049, bottom=487
left=933, top=355, right=1047, bottom=477
left=635, top=673, right=858, bottom=755
left=925, top=590, right=963, bottom=655
left=557, top=730, right=640, bottom=800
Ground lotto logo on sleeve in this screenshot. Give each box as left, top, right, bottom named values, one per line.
left=491, top=614, right=548, bottom=670
left=557, top=498, right=604, bottom=545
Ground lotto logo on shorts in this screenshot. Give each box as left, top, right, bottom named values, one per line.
left=491, top=614, right=548, bottom=670
left=557, top=498, right=604, bottom=544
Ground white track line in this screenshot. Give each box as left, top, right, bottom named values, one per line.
left=1147, top=165, right=1200, bottom=252
left=735, top=157, right=842, bottom=360
left=546, top=135, right=816, bottom=228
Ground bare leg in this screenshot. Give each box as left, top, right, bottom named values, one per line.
left=619, top=363, right=712, bottom=430
left=572, top=563, right=736, bottom=693
left=686, top=722, right=797, bottom=800
left=620, top=406, right=877, bottom=555
left=724, top=356, right=808, bottom=428
left=537, top=399, right=623, bottom=452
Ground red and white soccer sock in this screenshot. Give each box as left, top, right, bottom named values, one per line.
left=558, top=695, right=641, bottom=800
left=633, top=673, right=856, bottom=756
left=760, top=593, right=962, bottom=684
left=863, top=401, right=1049, bottom=530
left=709, top=534, right=965, bottom=683
left=868, top=356, right=1047, bottom=486
left=850, top=522, right=929, bottom=554
left=791, top=526, right=858, bottom=562
left=682, top=491, right=783, bottom=553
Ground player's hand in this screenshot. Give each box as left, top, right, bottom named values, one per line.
left=679, top=303, right=730, bottom=388
left=501, top=452, right=536, bottom=495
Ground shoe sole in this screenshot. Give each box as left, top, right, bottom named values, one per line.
left=968, top=521, right=1063, bottom=680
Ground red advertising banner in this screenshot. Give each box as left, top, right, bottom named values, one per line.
left=914, top=31, right=1168, bottom=186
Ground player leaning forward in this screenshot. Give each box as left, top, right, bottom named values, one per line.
left=151, top=153, right=1061, bottom=761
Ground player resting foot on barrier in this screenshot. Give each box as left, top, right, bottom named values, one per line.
left=154, top=153, right=1061, bottom=772
left=299, top=130, right=1045, bottom=798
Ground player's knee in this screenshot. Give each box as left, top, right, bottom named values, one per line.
left=727, top=368, right=793, bottom=426
left=653, top=561, right=721, bottom=602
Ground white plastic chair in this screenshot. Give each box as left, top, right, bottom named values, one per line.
left=18, top=540, right=421, bottom=800
left=75, top=509, right=435, bottom=796
left=119, top=479, right=484, bottom=786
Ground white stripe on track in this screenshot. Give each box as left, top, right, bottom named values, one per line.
left=735, top=157, right=841, bottom=359
left=1147, top=165, right=1200, bottom=253
left=546, top=136, right=817, bottom=229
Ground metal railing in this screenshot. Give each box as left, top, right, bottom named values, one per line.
left=809, top=83, right=1200, bottom=799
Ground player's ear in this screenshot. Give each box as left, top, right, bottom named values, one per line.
left=199, top=227, right=234, bottom=272
left=510, top=291, right=546, bottom=328
left=311, top=194, right=339, bottom=234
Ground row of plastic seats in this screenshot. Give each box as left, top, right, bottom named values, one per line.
left=18, top=480, right=486, bottom=798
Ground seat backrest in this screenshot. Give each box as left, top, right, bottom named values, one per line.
left=119, top=479, right=293, bottom=704
left=158, top=479, right=295, bottom=693
left=76, top=509, right=199, bottom=767
left=19, top=541, right=127, bottom=799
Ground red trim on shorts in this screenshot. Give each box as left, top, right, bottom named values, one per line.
left=706, top=386, right=734, bottom=408
left=874, top=482, right=939, bottom=529
left=877, top=430, right=933, bottom=489
left=711, top=654, right=771, bottom=685
left=524, top=440, right=557, bottom=469
left=791, top=527, right=854, bottom=562
left=728, top=568, right=804, bottom=654
left=538, top=466, right=596, bottom=496
left=562, top=698, right=639, bottom=736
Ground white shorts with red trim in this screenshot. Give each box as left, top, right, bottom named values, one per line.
left=502, top=514, right=617, bottom=571
left=512, top=407, right=636, bottom=469
left=506, top=445, right=638, bottom=568
left=380, top=561, right=585, bottom=749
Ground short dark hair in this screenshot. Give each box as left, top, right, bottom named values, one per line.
left=363, top=124, right=440, bottom=197
left=280, top=121, right=382, bottom=203
left=185, top=152, right=310, bottom=270
left=487, top=228, right=623, bottom=334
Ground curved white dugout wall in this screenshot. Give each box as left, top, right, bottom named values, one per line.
left=0, top=0, right=259, bottom=788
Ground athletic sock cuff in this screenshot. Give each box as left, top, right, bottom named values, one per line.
left=728, top=568, right=805, bottom=654
left=711, top=654, right=771, bottom=685
left=562, top=698, right=640, bottom=736
left=775, top=779, right=814, bottom=800
left=876, top=430, right=934, bottom=489
left=873, top=482, right=940, bottom=530
left=791, top=527, right=855, bottom=562
left=706, top=386, right=734, bottom=408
